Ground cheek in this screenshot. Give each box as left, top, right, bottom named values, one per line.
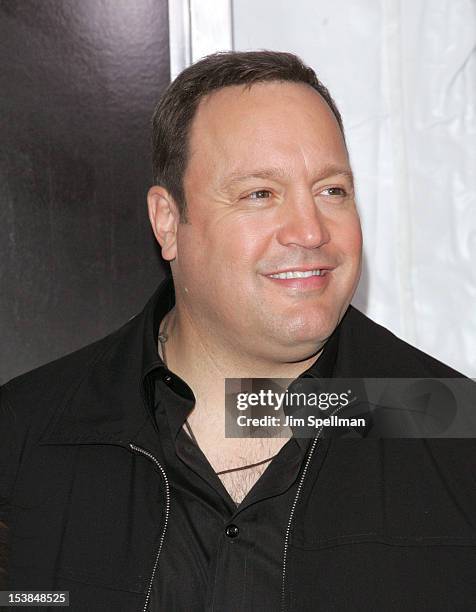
left=350, top=231, right=363, bottom=259
left=336, top=217, right=363, bottom=258
left=213, top=215, right=273, bottom=268
left=176, top=215, right=271, bottom=280
left=174, top=225, right=209, bottom=284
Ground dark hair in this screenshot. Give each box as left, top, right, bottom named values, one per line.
left=152, top=50, right=345, bottom=220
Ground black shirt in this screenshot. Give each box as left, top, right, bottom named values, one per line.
left=144, top=276, right=340, bottom=611
left=3, top=275, right=473, bottom=611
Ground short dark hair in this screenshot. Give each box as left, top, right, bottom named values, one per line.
left=152, top=50, right=345, bottom=221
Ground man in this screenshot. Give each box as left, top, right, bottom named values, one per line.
left=0, top=51, right=474, bottom=611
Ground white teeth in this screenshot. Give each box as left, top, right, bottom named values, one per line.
left=269, top=269, right=324, bottom=279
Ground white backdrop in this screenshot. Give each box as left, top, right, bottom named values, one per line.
left=169, top=0, right=476, bottom=376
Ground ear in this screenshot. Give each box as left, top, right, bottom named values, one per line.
left=147, top=186, right=180, bottom=261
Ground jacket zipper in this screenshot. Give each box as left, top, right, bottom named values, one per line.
left=281, top=404, right=348, bottom=611
left=129, top=443, right=171, bottom=612
left=281, top=434, right=319, bottom=611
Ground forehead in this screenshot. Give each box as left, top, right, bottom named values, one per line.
left=190, top=81, right=343, bottom=151
left=185, top=81, right=348, bottom=185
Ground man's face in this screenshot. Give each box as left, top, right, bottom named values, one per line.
left=172, top=81, right=362, bottom=361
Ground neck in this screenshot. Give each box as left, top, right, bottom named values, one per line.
left=160, top=303, right=323, bottom=410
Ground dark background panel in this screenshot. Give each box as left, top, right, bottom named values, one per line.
left=0, top=0, right=170, bottom=383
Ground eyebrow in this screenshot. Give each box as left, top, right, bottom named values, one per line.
left=221, top=163, right=354, bottom=191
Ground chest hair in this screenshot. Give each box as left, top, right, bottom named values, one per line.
left=217, top=461, right=271, bottom=505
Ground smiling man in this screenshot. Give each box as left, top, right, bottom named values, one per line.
left=1, top=51, right=475, bottom=611
left=147, top=74, right=363, bottom=503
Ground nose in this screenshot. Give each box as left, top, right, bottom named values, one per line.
left=275, top=190, right=331, bottom=249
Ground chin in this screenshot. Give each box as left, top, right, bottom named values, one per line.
left=271, top=316, right=335, bottom=349
left=257, top=298, right=350, bottom=352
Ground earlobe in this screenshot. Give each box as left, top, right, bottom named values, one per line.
left=147, top=186, right=178, bottom=261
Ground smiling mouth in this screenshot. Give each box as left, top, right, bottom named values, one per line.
left=267, top=269, right=328, bottom=279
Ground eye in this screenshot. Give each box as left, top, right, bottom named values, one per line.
left=244, top=190, right=272, bottom=200
left=320, top=187, right=347, bottom=197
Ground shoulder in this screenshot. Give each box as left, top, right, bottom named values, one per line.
left=0, top=311, right=141, bottom=433
left=3, top=327, right=118, bottom=409
left=340, top=306, right=464, bottom=378
left=0, top=317, right=139, bottom=518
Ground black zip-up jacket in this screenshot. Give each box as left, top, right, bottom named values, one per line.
left=1, top=284, right=475, bottom=611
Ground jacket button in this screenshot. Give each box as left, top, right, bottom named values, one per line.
left=163, top=374, right=172, bottom=384
left=225, top=524, right=239, bottom=539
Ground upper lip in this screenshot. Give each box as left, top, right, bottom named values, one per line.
left=265, top=265, right=334, bottom=275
